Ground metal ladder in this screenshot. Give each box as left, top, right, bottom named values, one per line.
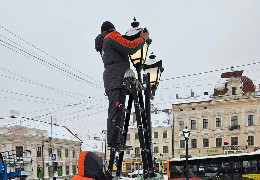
left=107, top=69, right=156, bottom=179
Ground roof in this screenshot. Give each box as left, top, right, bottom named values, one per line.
left=214, top=71, right=255, bottom=96
left=0, top=116, right=81, bottom=142
left=172, top=94, right=212, bottom=105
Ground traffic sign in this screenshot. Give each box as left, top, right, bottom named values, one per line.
left=51, top=153, right=56, bottom=161
left=103, top=160, right=107, bottom=165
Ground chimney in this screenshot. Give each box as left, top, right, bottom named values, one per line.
left=155, top=108, right=158, bottom=114
left=204, top=92, right=208, bottom=95
left=191, top=90, right=194, bottom=97
left=10, top=110, right=19, bottom=117
left=133, top=112, right=136, bottom=123
left=176, top=94, right=179, bottom=99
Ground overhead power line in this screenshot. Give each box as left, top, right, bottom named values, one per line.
left=0, top=39, right=103, bottom=89
left=0, top=89, right=73, bottom=105
left=161, top=62, right=260, bottom=81
left=0, top=26, right=103, bottom=85
left=0, top=67, right=101, bottom=100
left=20, top=96, right=107, bottom=117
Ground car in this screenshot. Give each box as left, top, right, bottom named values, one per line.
left=127, top=170, right=143, bottom=178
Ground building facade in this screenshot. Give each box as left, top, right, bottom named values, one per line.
left=173, top=71, right=260, bottom=158
left=0, top=116, right=81, bottom=179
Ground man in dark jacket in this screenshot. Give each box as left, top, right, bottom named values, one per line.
left=95, top=21, right=149, bottom=146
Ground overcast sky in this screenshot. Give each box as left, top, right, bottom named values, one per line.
left=1, top=0, right=260, bottom=137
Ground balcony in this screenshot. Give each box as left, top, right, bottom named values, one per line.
left=223, top=145, right=247, bottom=154
left=228, top=125, right=240, bottom=131
left=131, top=154, right=141, bottom=158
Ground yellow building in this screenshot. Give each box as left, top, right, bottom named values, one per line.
left=173, top=70, right=260, bottom=158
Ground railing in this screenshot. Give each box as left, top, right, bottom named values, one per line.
left=228, top=125, right=240, bottom=131
left=223, top=145, right=247, bottom=154
left=223, top=145, right=247, bottom=150
left=131, top=154, right=141, bottom=158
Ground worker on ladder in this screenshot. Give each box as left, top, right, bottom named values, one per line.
left=95, top=21, right=149, bottom=148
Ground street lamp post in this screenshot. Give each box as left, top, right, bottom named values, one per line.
left=182, top=127, right=190, bottom=180
left=112, top=19, right=163, bottom=179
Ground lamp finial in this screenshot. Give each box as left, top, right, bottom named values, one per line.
left=149, top=52, right=156, bottom=59
left=131, top=17, right=140, bottom=28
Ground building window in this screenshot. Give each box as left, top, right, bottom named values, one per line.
left=232, top=87, right=236, bottom=95
left=58, top=166, right=62, bottom=176
left=49, top=148, right=52, bottom=157
left=126, top=150, right=130, bottom=155
left=179, top=121, right=184, bottom=130
left=191, top=139, right=197, bottom=148
left=16, top=146, right=23, bottom=158
left=192, top=108, right=195, bottom=110
left=135, top=147, right=140, bottom=154
left=37, top=147, right=42, bottom=157
left=204, top=107, right=207, bottom=109
left=57, top=148, right=61, bottom=158
left=180, top=140, right=185, bottom=148
left=73, top=150, right=75, bottom=158
left=180, top=109, right=183, bottom=111
left=248, top=136, right=254, bottom=146
left=126, top=163, right=131, bottom=171
left=216, top=118, right=221, bottom=128
left=203, top=119, right=208, bottom=129
left=203, top=139, right=209, bottom=147
left=73, top=165, right=76, bottom=175
left=65, top=149, right=68, bottom=158
left=191, top=120, right=196, bottom=130
left=154, top=132, right=158, bottom=139
left=163, top=146, right=168, bottom=153
left=154, top=146, right=159, bottom=153
left=248, top=115, right=254, bottom=126
left=126, top=134, right=130, bottom=140
left=66, top=166, right=69, bottom=175
left=216, top=138, right=222, bottom=147
left=135, top=133, right=139, bottom=140
left=231, top=137, right=238, bottom=146
left=163, top=131, right=167, bottom=138
left=231, top=116, right=238, bottom=127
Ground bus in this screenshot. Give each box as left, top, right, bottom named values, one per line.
left=167, top=151, right=260, bottom=180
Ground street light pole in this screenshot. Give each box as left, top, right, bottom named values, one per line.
left=182, top=127, right=190, bottom=180
left=185, top=137, right=189, bottom=180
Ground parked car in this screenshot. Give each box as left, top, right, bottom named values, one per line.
left=128, top=170, right=143, bottom=178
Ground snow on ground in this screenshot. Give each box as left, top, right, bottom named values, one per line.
left=119, top=175, right=168, bottom=179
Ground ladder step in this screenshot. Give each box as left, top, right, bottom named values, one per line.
left=107, top=145, right=133, bottom=151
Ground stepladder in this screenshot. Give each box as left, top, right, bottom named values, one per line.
left=107, top=69, right=156, bottom=179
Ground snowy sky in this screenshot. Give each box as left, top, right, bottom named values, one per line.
left=1, top=0, right=260, bottom=138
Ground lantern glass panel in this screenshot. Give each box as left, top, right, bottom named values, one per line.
left=130, top=42, right=148, bottom=65
left=145, top=67, right=159, bottom=86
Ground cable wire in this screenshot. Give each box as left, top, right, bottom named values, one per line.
left=0, top=39, right=103, bottom=89
left=0, top=26, right=103, bottom=85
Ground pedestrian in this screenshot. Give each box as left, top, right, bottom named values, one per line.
left=0, top=153, right=3, bottom=163
left=95, top=21, right=149, bottom=147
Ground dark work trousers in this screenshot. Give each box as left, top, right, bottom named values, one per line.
left=107, top=88, right=126, bottom=145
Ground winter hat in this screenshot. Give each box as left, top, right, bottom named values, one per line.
left=101, top=21, right=115, bottom=32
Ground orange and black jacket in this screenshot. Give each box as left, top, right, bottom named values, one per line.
left=95, top=30, right=145, bottom=94
left=72, top=151, right=105, bottom=180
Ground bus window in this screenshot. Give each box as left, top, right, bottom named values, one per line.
left=233, top=161, right=241, bottom=173
left=222, top=162, right=231, bottom=173
left=243, top=160, right=258, bottom=173
left=169, top=165, right=185, bottom=178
